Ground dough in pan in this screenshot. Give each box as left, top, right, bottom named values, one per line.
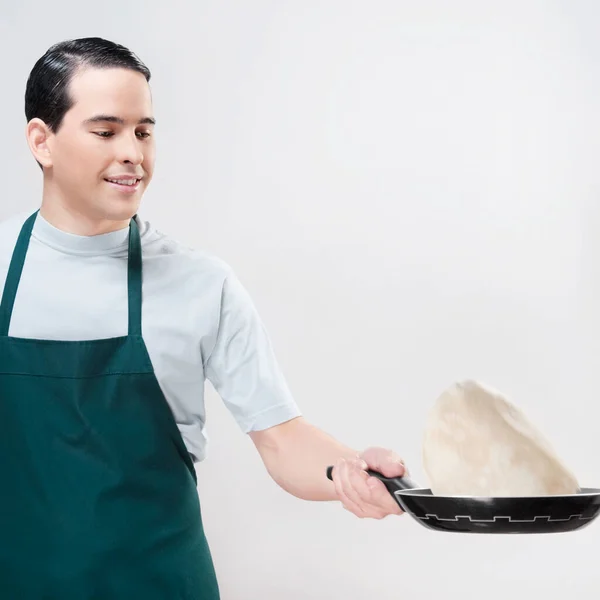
left=422, top=380, right=579, bottom=497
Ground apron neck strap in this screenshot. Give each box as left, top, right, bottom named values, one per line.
left=0, top=210, right=143, bottom=338
left=127, top=216, right=143, bottom=337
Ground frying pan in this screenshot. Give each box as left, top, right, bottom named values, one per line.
left=326, top=466, right=600, bottom=534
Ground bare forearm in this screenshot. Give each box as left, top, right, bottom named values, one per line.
left=250, top=417, right=358, bottom=501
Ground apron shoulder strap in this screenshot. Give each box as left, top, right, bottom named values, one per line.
left=0, top=211, right=38, bottom=337
left=127, top=216, right=143, bottom=337
left=0, top=211, right=143, bottom=339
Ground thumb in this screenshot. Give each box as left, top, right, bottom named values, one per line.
left=361, top=448, right=406, bottom=478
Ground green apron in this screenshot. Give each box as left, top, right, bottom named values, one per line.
left=0, top=210, right=220, bottom=599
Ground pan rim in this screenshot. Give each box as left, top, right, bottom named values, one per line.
left=395, top=487, right=600, bottom=500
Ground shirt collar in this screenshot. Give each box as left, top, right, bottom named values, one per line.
left=32, top=212, right=144, bottom=256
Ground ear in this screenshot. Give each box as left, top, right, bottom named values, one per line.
left=26, top=118, right=54, bottom=168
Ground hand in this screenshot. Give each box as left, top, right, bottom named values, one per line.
left=331, top=447, right=408, bottom=519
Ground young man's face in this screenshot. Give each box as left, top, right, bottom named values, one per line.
left=43, top=66, right=156, bottom=222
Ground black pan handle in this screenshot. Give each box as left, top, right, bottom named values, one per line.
left=326, top=465, right=420, bottom=494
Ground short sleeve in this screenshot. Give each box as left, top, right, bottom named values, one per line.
left=204, top=271, right=302, bottom=433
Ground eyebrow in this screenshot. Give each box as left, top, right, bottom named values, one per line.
left=82, top=115, right=156, bottom=126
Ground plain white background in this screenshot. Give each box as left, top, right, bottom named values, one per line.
left=2, top=1, right=600, bottom=598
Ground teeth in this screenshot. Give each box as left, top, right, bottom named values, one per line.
left=107, top=178, right=138, bottom=186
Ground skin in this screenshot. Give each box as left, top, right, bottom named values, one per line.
left=26, top=66, right=155, bottom=236
left=250, top=419, right=406, bottom=518
left=23, top=65, right=406, bottom=519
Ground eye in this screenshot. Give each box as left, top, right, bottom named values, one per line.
left=94, top=131, right=114, bottom=138
left=137, top=131, right=152, bottom=138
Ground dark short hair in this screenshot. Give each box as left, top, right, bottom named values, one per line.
left=25, top=37, right=151, bottom=169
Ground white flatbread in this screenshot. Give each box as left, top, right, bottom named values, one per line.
left=422, top=380, right=579, bottom=497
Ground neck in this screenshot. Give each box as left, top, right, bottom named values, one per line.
left=39, top=197, right=131, bottom=237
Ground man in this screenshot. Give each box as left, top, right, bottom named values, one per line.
left=0, top=37, right=407, bottom=598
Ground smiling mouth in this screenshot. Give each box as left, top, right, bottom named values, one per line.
left=104, top=178, right=142, bottom=186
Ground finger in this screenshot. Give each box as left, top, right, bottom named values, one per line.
left=349, top=460, right=382, bottom=507
left=365, top=477, right=403, bottom=515
left=340, top=458, right=373, bottom=514
left=333, top=460, right=368, bottom=517
left=361, top=448, right=407, bottom=478
left=352, top=465, right=403, bottom=516
left=334, top=459, right=400, bottom=519
left=343, top=460, right=392, bottom=519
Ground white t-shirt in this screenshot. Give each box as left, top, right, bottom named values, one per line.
left=0, top=210, right=302, bottom=462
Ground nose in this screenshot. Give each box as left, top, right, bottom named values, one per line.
left=117, top=132, right=144, bottom=166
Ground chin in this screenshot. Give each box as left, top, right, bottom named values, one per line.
left=99, top=199, right=142, bottom=222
